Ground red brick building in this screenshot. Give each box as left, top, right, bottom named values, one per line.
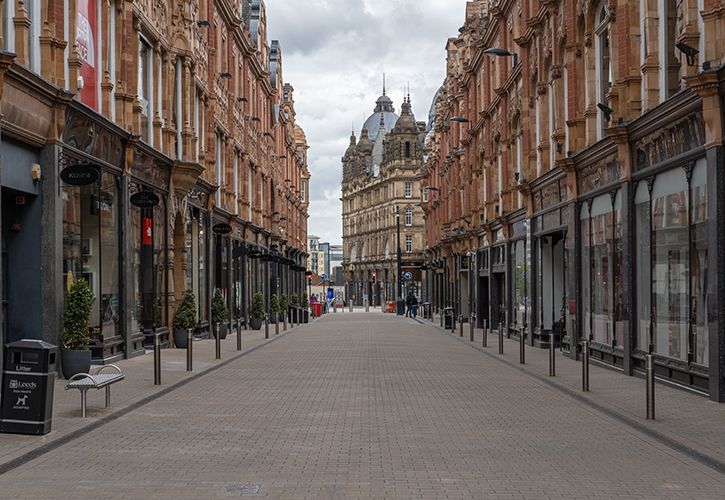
left=422, top=0, right=725, bottom=400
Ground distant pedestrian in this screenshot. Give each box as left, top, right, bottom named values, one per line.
left=411, top=295, right=419, bottom=318
left=405, top=294, right=415, bottom=317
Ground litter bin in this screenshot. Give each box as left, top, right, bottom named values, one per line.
left=396, top=299, right=406, bottom=315
left=311, top=302, right=322, bottom=317
left=1, top=339, right=57, bottom=435
left=444, top=307, right=455, bottom=329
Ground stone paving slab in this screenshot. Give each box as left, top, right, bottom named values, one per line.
left=0, top=312, right=723, bottom=499
left=425, top=312, right=725, bottom=469
left=0, top=321, right=307, bottom=468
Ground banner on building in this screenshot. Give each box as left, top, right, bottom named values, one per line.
left=77, top=0, right=98, bottom=110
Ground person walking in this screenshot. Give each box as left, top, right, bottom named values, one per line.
left=405, top=293, right=414, bottom=317
left=411, top=294, right=419, bottom=318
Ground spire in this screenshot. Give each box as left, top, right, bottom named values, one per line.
left=383, top=73, right=386, bottom=95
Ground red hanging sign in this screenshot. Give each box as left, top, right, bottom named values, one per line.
left=77, top=0, right=98, bottom=110
left=142, top=217, right=153, bottom=246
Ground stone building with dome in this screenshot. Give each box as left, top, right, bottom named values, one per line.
left=341, top=88, right=427, bottom=307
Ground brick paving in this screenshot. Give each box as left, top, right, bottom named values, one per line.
left=0, top=311, right=724, bottom=499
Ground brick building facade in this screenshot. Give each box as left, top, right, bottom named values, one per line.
left=0, top=0, right=309, bottom=367
left=422, top=0, right=725, bottom=400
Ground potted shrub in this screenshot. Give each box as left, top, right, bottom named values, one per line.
left=249, top=292, right=265, bottom=330
left=59, top=277, right=95, bottom=379
left=173, top=290, right=197, bottom=348
left=269, top=294, right=280, bottom=324
left=279, top=294, right=288, bottom=323
left=289, top=294, right=299, bottom=323
left=301, top=293, right=310, bottom=323
left=211, top=288, right=229, bottom=339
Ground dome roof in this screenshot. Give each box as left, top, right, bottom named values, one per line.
left=362, top=93, right=399, bottom=141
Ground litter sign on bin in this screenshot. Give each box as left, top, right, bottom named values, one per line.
left=1, top=340, right=57, bottom=435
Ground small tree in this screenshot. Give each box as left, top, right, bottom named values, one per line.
left=60, top=278, right=95, bottom=350
left=250, top=292, right=265, bottom=320
left=279, top=294, right=288, bottom=312
left=302, top=293, right=309, bottom=309
left=270, top=293, right=281, bottom=315
left=173, top=290, right=197, bottom=330
left=211, top=288, right=229, bottom=325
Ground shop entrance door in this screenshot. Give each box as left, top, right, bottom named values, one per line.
left=538, top=231, right=566, bottom=345
left=1, top=188, right=42, bottom=344
left=477, top=276, right=489, bottom=329
left=492, top=272, right=506, bottom=329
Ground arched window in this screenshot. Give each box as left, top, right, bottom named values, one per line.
left=405, top=141, right=411, bottom=158
left=595, top=2, right=612, bottom=139
left=405, top=207, right=413, bottom=226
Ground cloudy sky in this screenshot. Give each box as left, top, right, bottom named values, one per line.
left=264, top=0, right=470, bottom=245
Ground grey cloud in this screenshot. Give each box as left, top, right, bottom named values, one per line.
left=265, top=0, right=471, bottom=244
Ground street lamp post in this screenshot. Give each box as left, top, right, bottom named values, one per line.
left=396, top=206, right=404, bottom=315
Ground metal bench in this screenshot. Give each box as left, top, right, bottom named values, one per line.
left=65, top=365, right=125, bottom=418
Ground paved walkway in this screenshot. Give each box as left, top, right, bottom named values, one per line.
left=0, top=311, right=724, bottom=499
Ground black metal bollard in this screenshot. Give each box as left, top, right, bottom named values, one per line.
left=153, top=333, right=161, bottom=385
left=519, top=327, right=526, bottom=364
left=549, top=332, right=556, bottom=377
left=215, top=322, right=221, bottom=360
left=498, top=322, right=504, bottom=354
left=646, top=354, right=655, bottom=420
left=582, top=340, right=590, bottom=392
left=186, top=329, right=193, bottom=372
left=264, top=314, right=269, bottom=340
left=469, top=314, right=475, bottom=342
left=236, top=319, right=242, bottom=351
left=283, top=313, right=287, bottom=331
left=482, top=319, right=488, bottom=348
left=459, top=315, right=463, bottom=337
left=440, top=309, right=444, bottom=328
left=275, top=316, right=279, bottom=335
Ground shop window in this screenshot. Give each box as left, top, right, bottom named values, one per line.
left=580, top=191, right=620, bottom=346
left=512, top=240, right=526, bottom=329
left=129, top=185, right=166, bottom=333
left=62, top=171, right=120, bottom=340
left=653, top=168, right=688, bottom=360
left=635, top=163, right=707, bottom=364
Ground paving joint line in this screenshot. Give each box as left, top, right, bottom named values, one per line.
left=0, top=325, right=302, bottom=476
left=422, top=317, right=725, bottom=476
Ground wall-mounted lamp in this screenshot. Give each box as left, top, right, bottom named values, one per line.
left=237, top=97, right=248, bottom=103
left=219, top=72, right=232, bottom=79
left=675, top=41, right=699, bottom=67
left=450, top=117, right=469, bottom=123
left=483, top=47, right=519, bottom=67
left=197, top=20, right=211, bottom=28
left=597, top=103, right=613, bottom=122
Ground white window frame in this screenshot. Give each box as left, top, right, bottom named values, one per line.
left=138, top=37, right=154, bottom=145
left=405, top=208, right=413, bottom=227
left=215, top=132, right=222, bottom=207
left=405, top=235, right=413, bottom=253
left=233, top=150, right=239, bottom=215
left=404, top=181, right=412, bottom=198
left=595, top=2, right=611, bottom=140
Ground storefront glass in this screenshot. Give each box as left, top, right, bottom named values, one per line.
left=634, top=160, right=708, bottom=365
left=62, top=172, right=120, bottom=341
left=580, top=202, right=591, bottom=340
left=512, top=240, right=526, bottom=329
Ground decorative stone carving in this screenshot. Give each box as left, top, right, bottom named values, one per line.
left=578, top=153, right=622, bottom=193
left=633, top=112, right=705, bottom=171
left=63, top=107, right=125, bottom=167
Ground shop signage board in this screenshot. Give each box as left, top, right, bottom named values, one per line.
left=60, top=164, right=100, bottom=186
left=130, top=191, right=160, bottom=208
left=403, top=272, right=413, bottom=281
left=213, top=223, right=232, bottom=235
